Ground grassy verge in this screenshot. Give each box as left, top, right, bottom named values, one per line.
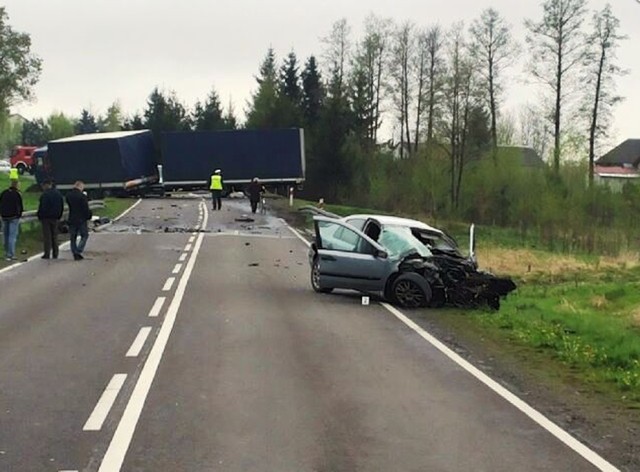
left=285, top=197, right=640, bottom=405
left=0, top=197, right=137, bottom=268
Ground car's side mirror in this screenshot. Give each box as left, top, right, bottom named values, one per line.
left=376, top=249, right=388, bottom=259
left=311, top=242, right=318, bottom=252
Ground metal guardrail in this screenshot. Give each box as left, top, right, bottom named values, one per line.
left=19, top=201, right=106, bottom=225
left=298, top=205, right=341, bottom=219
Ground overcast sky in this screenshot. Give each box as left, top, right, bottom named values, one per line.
left=5, top=0, right=640, bottom=147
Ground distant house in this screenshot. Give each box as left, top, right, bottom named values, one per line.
left=8, top=113, right=27, bottom=125
left=595, top=139, right=640, bottom=190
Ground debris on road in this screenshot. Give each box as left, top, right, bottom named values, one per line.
left=235, top=215, right=255, bottom=223
left=248, top=263, right=259, bottom=267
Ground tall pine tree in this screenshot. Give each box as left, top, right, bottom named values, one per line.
left=245, top=48, right=280, bottom=129
left=193, top=87, right=225, bottom=131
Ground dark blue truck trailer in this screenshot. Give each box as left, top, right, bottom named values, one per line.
left=35, top=130, right=157, bottom=197
left=160, top=128, right=305, bottom=191
left=35, top=128, right=305, bottom=196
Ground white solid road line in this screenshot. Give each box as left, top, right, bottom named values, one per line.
left=96, top=198, right=142, bottom=232
left=381, top=303, right=619, bottom=472
left=179, top=253, right=188, bottom=262
left=125, top=327, right=153, bottom=358
left=172, top=263, right=183, bottom=274
left=281, top=219, right=619, bottom=472
left=185, top=244, right=193, bottom=252
left=83, top=374, right=127, bottom=432
left=98, top=201, right=209, bottom=471
left=162, top=277, right=175, bottom=292
left=280, top=218, right=310, bottom=246
left=147, top=297, right=166, bottom=318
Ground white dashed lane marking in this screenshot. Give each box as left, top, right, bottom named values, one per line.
left=126, top=327, right=153, bottom=358
left=148, top=297, right=166, bottom=318
left=162, top=277, right=175, bottom=292
left=83, top=374, right=127, bottom=431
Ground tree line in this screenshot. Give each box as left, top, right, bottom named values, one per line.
left=0, top=1, right=636, bottom=254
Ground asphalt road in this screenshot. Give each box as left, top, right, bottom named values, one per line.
left=0, top=196, right=618, bottom=471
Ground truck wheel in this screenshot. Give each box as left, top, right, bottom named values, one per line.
left=17, top=165, right=26, bottom=175
left=311, top=259, right=333, bottom=294
left=392, top=273, right=431, bottom=308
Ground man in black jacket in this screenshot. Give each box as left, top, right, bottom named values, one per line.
left=247, top=177, right=265, bottom=214
left=37, top=180, right=64, bottom=259
left=65, top=181, right=92, bottom=261
left=0, top=179, right=23, bottom=261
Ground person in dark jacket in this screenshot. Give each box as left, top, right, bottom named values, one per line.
left=37, top=180, right=64, bottom=259
left=0, top=180, right=24, bottom=261
left=247, top=177, right=265, bottom=214
left=65, top=181, right=92, bottom=261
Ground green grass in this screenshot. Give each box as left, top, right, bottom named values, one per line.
left=0, top=197, right=136, bottom=268
left=481, top=271, right=640, bottom=401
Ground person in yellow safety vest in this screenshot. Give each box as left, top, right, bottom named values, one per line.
left=9, top=168, right=19, bottom=181
left=209, top=169, right=223, bottom=211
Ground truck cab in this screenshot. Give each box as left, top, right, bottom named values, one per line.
left=9, top=146, right=37, bottom=175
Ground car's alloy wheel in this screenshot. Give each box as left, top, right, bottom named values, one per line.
left=394, top=279, right=427, bottom=308
left=311, top=259, right=332, bottom=294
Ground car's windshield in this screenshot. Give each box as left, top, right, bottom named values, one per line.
left=378, top=225, right=432, bottom=258
left=416, top=230, right=461, bottom=254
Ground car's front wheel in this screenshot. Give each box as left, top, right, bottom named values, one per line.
left=392, top=274, right=431, bottom=308
left=311, top=258, right=333, bottom=294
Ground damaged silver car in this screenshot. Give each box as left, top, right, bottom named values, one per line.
left=308, top=215, right=516, bottom=309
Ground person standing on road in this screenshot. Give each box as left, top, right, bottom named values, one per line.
left=247, top=177, right=265, bottom=214
left=210, top=169, right=223, bottom=211
left=0, top=179, right=23, bottom=261
left=37, top=180, right=64, bottom=260
left=65, top=181, right=92, bottom=261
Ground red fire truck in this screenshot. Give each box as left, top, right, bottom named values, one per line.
left=9, top=146, right=37, bottom=174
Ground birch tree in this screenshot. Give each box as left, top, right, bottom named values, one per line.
left=584, top=4, right=626, bottom=185
left=469, top=8, right=516, bottom=149
left=525, top=0, right=588, bottom=174
left=389, top=21, right=415, bottom=158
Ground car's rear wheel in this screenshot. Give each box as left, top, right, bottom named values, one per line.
left=392, top=274, right=431, bottom=308
left=311, top=258, right=333, bottom=294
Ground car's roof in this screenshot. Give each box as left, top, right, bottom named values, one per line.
left=343, top=214, right=443, bottom=235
